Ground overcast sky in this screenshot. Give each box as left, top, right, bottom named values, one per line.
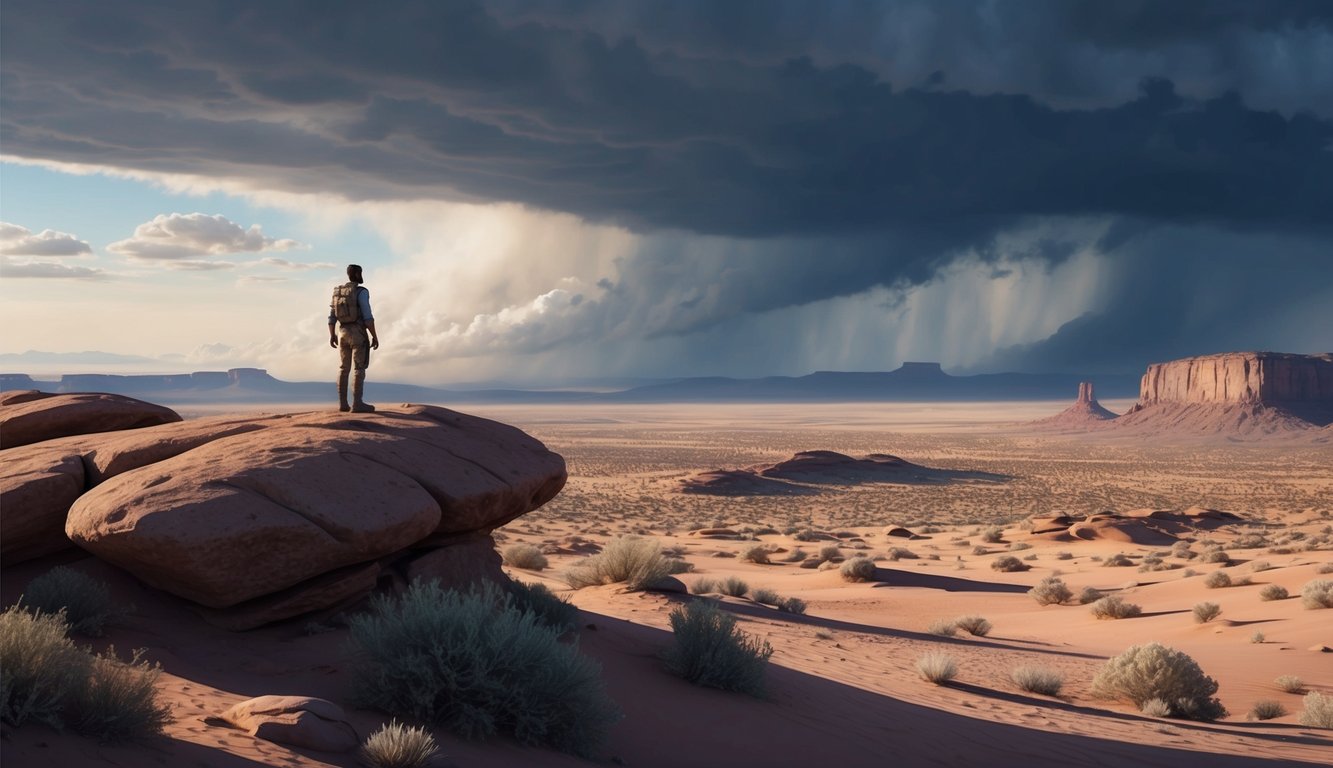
left=2, top=0, right=1330, bottom=384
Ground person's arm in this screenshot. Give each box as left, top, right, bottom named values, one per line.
left=359, top=288, right=379, bottom=349
left=328, top=308, right=337, bottom=348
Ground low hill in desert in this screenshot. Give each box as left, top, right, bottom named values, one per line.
left=681, top=450, right=1007, bottom=495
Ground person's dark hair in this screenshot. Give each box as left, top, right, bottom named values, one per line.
left=347, top=264, right=363, bottom=283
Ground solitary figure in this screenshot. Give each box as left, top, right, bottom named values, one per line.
left=328, top=263, right=380, bottom=412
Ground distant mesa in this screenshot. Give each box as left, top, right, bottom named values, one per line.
left=681, top=450, right=1008, bottom=496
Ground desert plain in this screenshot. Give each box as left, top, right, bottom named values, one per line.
left=4, top=399, right=1332, bottom=767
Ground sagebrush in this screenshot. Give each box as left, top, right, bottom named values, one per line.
left=19, top=567, right=121, bottom=636
left=663, top=600, right=772, bottom=696
left=564, top=537, right=671, bottom=591
left=1091, top=642, right=1225, bottom=721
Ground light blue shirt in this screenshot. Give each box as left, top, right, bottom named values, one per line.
left=328, top=285, right=373, bottom=324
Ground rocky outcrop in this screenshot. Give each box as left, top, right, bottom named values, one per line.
left=680, top=451, right=1006, bottom=495
left=0, top=390, right=181, bottom=449
left=1138, top=352, right=1333, bottom=405
left=206, top=696, right=358, bottom=753
left=1, top=395, right=566, bottom=627
left=1030, top=381, right=1118, bottom=430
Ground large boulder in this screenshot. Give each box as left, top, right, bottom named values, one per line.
left=0, top=447, right=85, bottom=562
left=66, top=405, right=566, bottom=615
left=0, top=391, right=181, bottom=449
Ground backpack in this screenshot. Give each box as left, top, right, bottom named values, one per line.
left=331, top=282, right=362, bottom=324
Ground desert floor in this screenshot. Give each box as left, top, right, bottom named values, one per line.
left=4, top=401, right=1332, bottom=767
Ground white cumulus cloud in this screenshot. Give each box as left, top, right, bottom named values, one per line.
left=0, top=221, right=92, bottom=256
left=108, top=213, right=303, bottom=266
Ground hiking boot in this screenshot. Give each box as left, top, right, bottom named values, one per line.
left=351, top=400, right=376, bottom=413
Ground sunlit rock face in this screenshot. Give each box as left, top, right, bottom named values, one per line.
left=1138, top=352, right=1333, bottom=406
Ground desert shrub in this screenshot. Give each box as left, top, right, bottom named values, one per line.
left=1319, top=563, right=1333, bottom=575
left=690, top=578, right=719, bottom=595
left=1301, top=579, right=1333, bottom=609
left=1201, top=550, right=1230, bottom=564
left=564, top=536, right=671, bottom=591
left=1089, top=595, right=1142, bottom=620
left=348, top=581, right=618, bottom=756
left=502, top=544, right=549, bottom=571
left=663, top=600, right=772, bottom=696
left=1140, top=698, right=1172, bottom=717
left=1248, top=700, right=1287, bottom=721
left=1171, top=542, right=1197, bottom=559
left=0, top=609, right=88, bottom=728
left=1192, top=602, right=1221, bottom=623
left=777, top=597, right=807, bottom=615
left=818, top=545, right=843, bottom=562
left=360, top=720, right=439, bottom=768
left=953, top=616, right=992, bottom=637
left=782, top=548, right=808, bottom=563
left=19, top=567, right=120, bottom=636
left=70, top=647, right=172, bottom=743
left=665, top=558, right=694, bottom=574
left=1259, top=584, right=1289, bottom=601
left=506, top=581, right=579, bottom=634
left=1249, top=560, right=1272, bottom=572
left=1008, top=542, right=1032, bottom=552
left=740, top=545, right=772, bottom=565
left=927, top=619, right=958, bottom=637
left=1054, top=551, right=1073, bottom=561
left=1274, top=675, right=1305, bottom=694
left=990, top=556, right=1027, bottom=573
left=719, top=577, right=749, bottom=597
left=1091, top=643, right=1225, bottom=721
left=1251, top=631, right=1265, bottom=644
left=794, top=529, right=820, bottom=542
left=886, top=547, right=918, bottom=560
left=751, top=588, right=781, bottom=606
left=1077, top=586, right=1103, bottom=604
left=1299, top=691, right=1333, bottom=729
left=970, top=545, right=989, bottom=556
left=1203, top=571, right=1231, bottom=589
left=980, top=526, right=1004, bottom=543
left=915, top=652, right=958, bottom=684
left=1011, top=666, right=1063, bottom=696
left=1028, top=576, right=1073, bottom=606
left=1103, top=553, right=1134, bottom=568
left=840, top=557, right=877, bottom=582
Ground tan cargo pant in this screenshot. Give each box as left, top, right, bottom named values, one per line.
left=338, top=324, right=370, bottom=373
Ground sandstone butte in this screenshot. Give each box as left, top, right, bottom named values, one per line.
left=0, top=391, right=567, bottom=629
left=1029, top=380, right=1117, bottom=429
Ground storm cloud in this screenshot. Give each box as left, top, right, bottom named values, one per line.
left=1, top=0, right=1330, bottom=375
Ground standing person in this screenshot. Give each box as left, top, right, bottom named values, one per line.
left=328, top=263, right=380, bottom=412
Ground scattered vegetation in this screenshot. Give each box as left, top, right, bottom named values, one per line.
left=1259, top=584, right=1289, bottom=601
left=663, top=600, right=772, bottom=697
left=1301, top=579, right=1333, bottom=609
left=1077, top=586, right=1103, bottom=605
left=719, top=577, right=750, bottom=598
left=952, top=615, right=992, bottom=637
left=1201, top=549, right=1231, bottom=564
left=1089, top=595, right=1142, bottom=620
left=1140, top=698, right=1173, bottom=718
left=1299, top=691, right=1333, bottom=729
left=691, top=578, right=718, bottom=595
left=1028, top=576, right=1073, bottom=606
left=1011, top=666, right=1063, bottom=696
left=740, top=545, right=772, bottom=565
left=19, top=567, right=121, bottom=637
left=777, top=597, right=807, bottom=615
left=1091, top=643, right=1225, bottom=721
left=506, top=581, right=579, bottom=634
left=565, top=536, right=672, bottom=591
left=360, top=720, right=440, bottom=768
left=0, top=607, right=170, bottom=742
left=927, top=619, right=958, bottom=637
left=990, top=555, right=1028, bottom=573
left=751, top=588, right=781, bottom=606
left=1102, top=553, right=1134, bottom=568
left=1248, top=700, right=1287, bottom=721
left=502, top=544, right=549, bottom=571
left=915, top=652, right=958, bottom=685
left=980, top=527, right=1004, bottom=543
left=1192, top=602, right=1222, bottom=624
left=1202, top=571, right=1231, bottom=589
left=348, top=580, right=618, bottom=756
left=1274, top=675, right=1305, bottom=694
left=840, top=556, right=877, bottom=582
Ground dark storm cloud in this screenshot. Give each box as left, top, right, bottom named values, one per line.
left=2, top=0, right=1331, bottom=371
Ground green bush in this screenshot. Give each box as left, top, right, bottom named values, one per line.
left=1011, top=666, right=1063, bottom=696
left=840, top=557, right=877, bottom=582
left=663, top=600, right=772, bottom=696
left=1028, top=576, right=1073, bottom=606
left=502, top=544, right=549, bottom=571
left=0, top=609, right=87, bottom=728
left=19, top=567, right=121, bottom=636
left=349, top=581, right=619, bottom=757
left=0, top=608, right=170, bottom=742
left=564, top=536, right=672, bottom=591
left=70, top=647, right=172, bottom=743
left=1091, top=643, right=1225, bottom=721
left=360, top=720, right=439, bottom=768
left=1301, top=579, right=1333, bottom=609
left=1089, top=595, right=1141, bottom=620
left=1299, top=691, right=1333, bottom=729
left=506, top=581, right=579, bottom=633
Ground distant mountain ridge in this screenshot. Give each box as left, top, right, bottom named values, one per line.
left=0, top=362, right=1141, bottom=404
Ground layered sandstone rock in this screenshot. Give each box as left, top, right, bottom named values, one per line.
left=0, top=390, right=181, bottom=449
left=1138, top=352, right=1333, bottom=405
